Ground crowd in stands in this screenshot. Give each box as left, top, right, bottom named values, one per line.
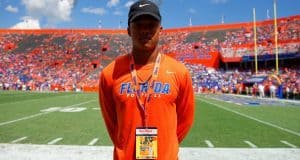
left=220, top=16, right=300, bottom=57
left=0, top=15, right=299, bottom=99
left=186, top=62, right=299, bottom=99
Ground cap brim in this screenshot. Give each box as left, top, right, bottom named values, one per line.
left=130, top=12, right=161, bottom=23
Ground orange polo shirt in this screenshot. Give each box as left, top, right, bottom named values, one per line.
left=99, top=53, right=194, bottom=160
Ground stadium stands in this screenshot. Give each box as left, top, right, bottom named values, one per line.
left=0, top=15, right=299, bottom=99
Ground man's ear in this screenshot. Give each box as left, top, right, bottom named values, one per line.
left=127, top=27, right=131, bottom=37
left=159, top=26, right=163, bottom=33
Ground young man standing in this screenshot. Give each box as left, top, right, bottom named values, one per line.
left=99, top=0, right=195, bottom=159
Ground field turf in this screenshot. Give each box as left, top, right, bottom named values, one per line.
left=0, top=91, right=299, bottom=148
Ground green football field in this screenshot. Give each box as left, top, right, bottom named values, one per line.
left=0, top=91, right=299, bottom=148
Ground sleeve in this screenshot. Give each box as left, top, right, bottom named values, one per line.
left=176, top=69, right=195, bottom=143
left=98, top=71, right=118, bottom=145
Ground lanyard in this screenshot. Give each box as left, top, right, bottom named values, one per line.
left=129, top=53, right=162, bottom=127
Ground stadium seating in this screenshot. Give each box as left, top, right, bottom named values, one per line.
left=0, top=15, right=299, bottom=99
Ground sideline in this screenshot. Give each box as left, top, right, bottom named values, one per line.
left=198, top=97, right=300, bottom=137
left=0, top=143, right=299, bottom=160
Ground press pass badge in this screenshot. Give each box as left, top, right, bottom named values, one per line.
left=136, top=127, right=158, bottom=159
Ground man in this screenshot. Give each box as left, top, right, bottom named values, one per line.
left=269, top=82, right=276, bottom=99
left=98, top=0, right=195, bottom=159
left=258, top=83, right=265, bottom=98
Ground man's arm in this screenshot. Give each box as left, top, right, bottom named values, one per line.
left=99, top=72, right=118, bottom=145
left=176, top=70, right=195, bottom=143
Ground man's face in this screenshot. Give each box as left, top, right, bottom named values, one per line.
left=128, top=15, right=162, bottom=51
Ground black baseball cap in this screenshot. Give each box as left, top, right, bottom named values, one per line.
left=128, top=0, right=161, bottom=24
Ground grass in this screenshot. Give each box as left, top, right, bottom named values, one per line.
left=0, top=91, right=299, bottom=148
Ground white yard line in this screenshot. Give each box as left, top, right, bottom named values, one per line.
left=11, top=137, right=27, bottom=143
left=198, top=98, right=300, bottom=137
left=47, top=138, right=63, bottom=145
left=0, top=100, right=95, bottom=126
left=280, top=140, right=298, bottom=148
left=88, top=138, right=99, bottom=146
left=205, top=140, right=214, bottom=148
left=244, top=140, right=257, bottom=148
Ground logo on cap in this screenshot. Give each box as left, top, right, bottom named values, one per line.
left=139, top=4, right=150, bottom=8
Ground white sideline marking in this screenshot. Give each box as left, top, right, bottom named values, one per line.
left=47, top=138, right=63, bottom=145
left=0, top=100, right=95, bottom=126
left=280, top=140, right=297, bottom=148
left=205, top=140, right=214, bottom=148
left=244, top=140, right=257, bottom=148
left=88, top=138, right=99, bottom=146
left=11, top=137, right=27, bottom=143
left=199, top=98, right=300, bottom=137
left=1, top=143, right=300, bottom=160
